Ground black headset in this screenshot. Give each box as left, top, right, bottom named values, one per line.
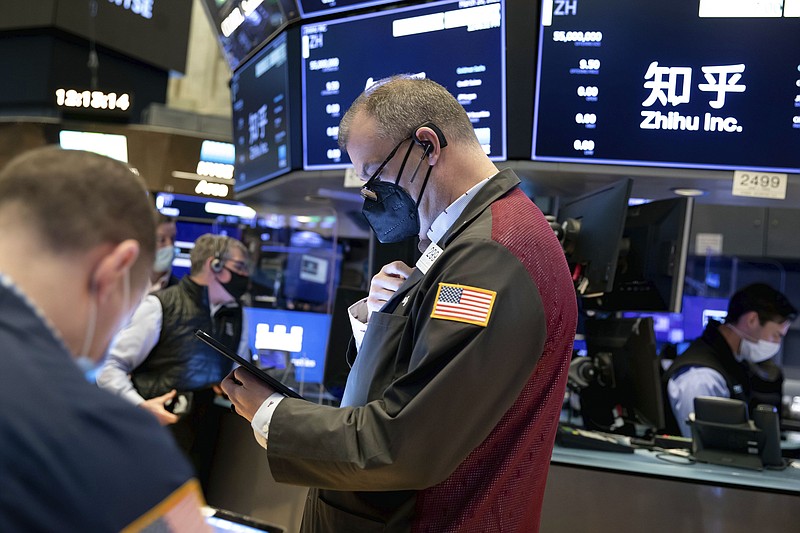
left=414, top=121, right=448, bottom=157
left=210, top=236, right=230, bottom=274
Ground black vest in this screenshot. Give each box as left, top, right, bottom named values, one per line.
left=661, top=320, right=783, bottom=434
left=132, top=277, right=241, bottom=399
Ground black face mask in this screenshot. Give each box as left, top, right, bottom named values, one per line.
left=221, top=268, right=249, bottom=300
left=361, top=138, right=434, bottom=244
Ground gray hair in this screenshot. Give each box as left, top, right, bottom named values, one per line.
left=190, top=234, right=250, bottom=276
left=338, top=75, right=481, bottom=149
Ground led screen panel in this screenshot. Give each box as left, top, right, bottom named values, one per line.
left=231, top=32, right=293, bottom=192
left=55, top=0, right=193, bottom=72
left=297, top=0, right=396, bottom=19
left=59, top=130, right=128, bottom=163
left=200, top=0, right=294, bottom=70
left=301, top=0, right=507, bottom=169
left=532, top=1, right=800, bottom=173
left=244, top=307, right=332, bottom=384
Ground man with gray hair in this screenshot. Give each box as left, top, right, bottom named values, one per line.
left=223, top=76, right=577, bottom=532
left=98, top=232, right=252, bottom=492
left=0, top=147, right=208, bottom=531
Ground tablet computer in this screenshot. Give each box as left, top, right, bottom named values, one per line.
left=195, top=329, right=306, bottom=400
left=202, top=506, right=282, bottom=532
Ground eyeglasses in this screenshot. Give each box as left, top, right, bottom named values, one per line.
left=223, top=259, right=251, bottom=276
left=360, top=137, right=412, bottom=201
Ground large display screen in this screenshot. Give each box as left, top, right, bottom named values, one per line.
left=200, top=0, right=296, bottom=70
left=532, top=1, right=800, bottom=173
left=55, top=0, right=192, bottom=72
left=301, top=0, right=506, bottom=169
left=231, top=32, right=293, bottom=192
left=297, top=0, right=396, bottom=19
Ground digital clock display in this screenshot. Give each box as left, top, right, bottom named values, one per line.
left=55, top=89, right=132, bottom=112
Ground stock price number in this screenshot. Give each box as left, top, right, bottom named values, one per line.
left=575, top=113, right=596, bottom=126
left=579, top=59, right=600, bottom=70
left=577, top=86, right=598, bottom=98
left=553, top=31, right=603, bottom=43
left=573, top=139, right=595, bottom=153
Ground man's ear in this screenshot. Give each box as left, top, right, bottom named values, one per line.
left=91, top=239, right=140, bottom=304
left=414, top=127, right=442, bottom=165
left=742, top=310, right=761, bottom=329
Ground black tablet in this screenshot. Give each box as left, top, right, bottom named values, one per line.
left=195, top=329, right=306, bottom=400
left=202, top=506, right=282, bottom=532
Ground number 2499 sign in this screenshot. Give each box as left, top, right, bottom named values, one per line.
left=732, top=171, right=787, bottom=200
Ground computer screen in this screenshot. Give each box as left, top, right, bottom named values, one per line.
left=301, top=0, right=507, bottom=169
left=532, top=1, right=800, bottom=173
left=231, top=31, right=299, bottom=192
left=557, top=178, right=632, bottom=296
left=244, top=307, right=332, bottom=384
left=580, top=316, right=666, bottom=433
left=621, top=311, right=685, bottom=345
left=584, top=197, right=693, bottom=313
left=199, top=0, right=297, bottom=70
left=681, top=294, right=729, bottom=340
left=297, top=0, right=398, bottom=19
left=282, top=248, right=341, bottom=305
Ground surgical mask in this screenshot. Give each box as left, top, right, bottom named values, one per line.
left=221, top=268, right=249, bottom=301
left=739, top=337, right=781, bottom=363
left=727, top=323, right=781, bottom=363
left=361, top=138, right=434, bottom=244
left=153, top=245, right=176, bottom=273
left=76, top=269, right=131, bottom=372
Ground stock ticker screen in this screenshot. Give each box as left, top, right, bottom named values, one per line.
left=301, top=0, right=507, bottom=169
left=231, top=32, right=293, bottom=192
left=296, top=0, right=398, bottom=19
left=532, top=0, right=800, bottom=174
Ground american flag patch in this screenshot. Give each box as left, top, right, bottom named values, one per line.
left=431, top=283, right=496, bottom=327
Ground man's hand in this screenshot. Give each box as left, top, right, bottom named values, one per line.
left=140, top=389, right=179, bottom=426
left=367, top=261, right=414, bottom=317
left=221, top=368, right=276, bottom=423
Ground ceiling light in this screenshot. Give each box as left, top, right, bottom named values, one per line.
left=671, top=187, right=707, bottom=197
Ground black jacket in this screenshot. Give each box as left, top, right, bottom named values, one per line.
left=132, top=276, right=240, bottom=399
left=662, top=319, right=783, bottom=434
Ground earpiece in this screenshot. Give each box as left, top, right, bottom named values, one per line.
left=414, top=121, right=448, bottom=152
left=210, top=237, right=230, bottom=273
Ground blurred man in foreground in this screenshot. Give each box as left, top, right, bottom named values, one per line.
left=0, top=147, right=208, bottom=532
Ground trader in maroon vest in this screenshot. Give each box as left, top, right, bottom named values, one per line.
left=223, top=76, right=578, bottom=532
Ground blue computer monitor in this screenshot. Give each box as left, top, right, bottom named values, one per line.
left=301, top=0, right=507, bottom=169
left=244, top=307, right=332, bottom=384
left=621, top=311, right=685, bottom=345
left=681, top=294, right=729, bottom=340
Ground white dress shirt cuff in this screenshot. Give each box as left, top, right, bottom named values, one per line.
left=251, top=393, right=285, bottom=450
left=348, top=299, right=369, bottom=351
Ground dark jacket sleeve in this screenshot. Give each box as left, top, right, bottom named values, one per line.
left=266, top=238, right=548, bottom=491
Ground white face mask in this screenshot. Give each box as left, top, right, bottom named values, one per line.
left=739, top=337, right=781, bottom=364
left=76, top=270, right=131, bottom=373
left=153, top=245, right=176, bottom=274
left=727, top=323, right=781, bottom=364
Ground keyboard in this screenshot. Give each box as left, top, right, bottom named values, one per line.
left=556, top=425, right=634, bottom=454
